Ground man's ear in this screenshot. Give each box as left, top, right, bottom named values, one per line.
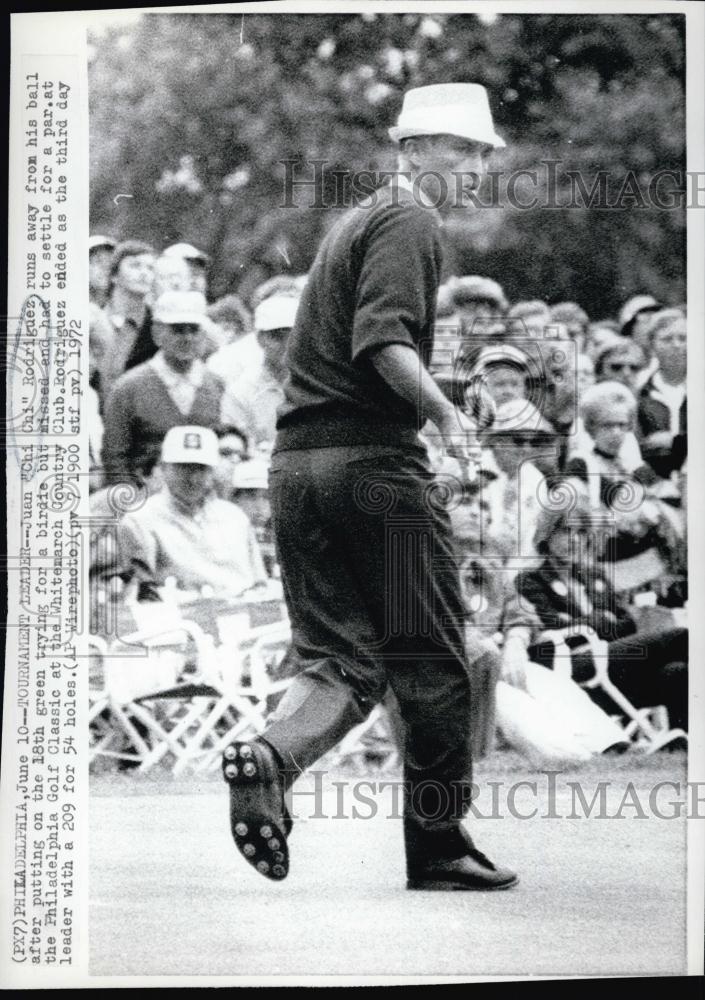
left=256, top=330, right=266, bottom=349
left=401, top=137, right=424, bottom=169
left=152, top=322, right=165, bottom=348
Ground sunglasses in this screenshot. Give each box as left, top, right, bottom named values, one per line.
left=166, top=323, right=201, bottom=336
left=607, top=363, right=641, bottom=372
left=492, top=432, right=553, bottom=447
left=219, top=448, right=246, bottom=459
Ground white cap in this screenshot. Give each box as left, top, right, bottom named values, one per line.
left=388, top=83, right=505, bottom=148
left=161, top=426, right=219, bottom=466
left=254, top=295, right=299, bottom=332
left=163, top=242, right=209, bottom=263
left=153, top=290, right=207, bottom=325
left=232, top=457, right=269, bottom=490
left=89, top=234, right=116, bottom=252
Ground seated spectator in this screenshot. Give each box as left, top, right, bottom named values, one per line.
left=564, top=381, right=683, bottom=564
left=506, top=299, right=553, bottom=341
left=470, top=344, right=531, bottom=409
left=100, top=239, right=158, bottom=406
left=89, top=453, right=164, bottom=632
left=451, top=275, right=507, bottom=345
left=550, top=302, right=590, bottom=352
left=162, top=242, right=209, bottom=295
left=435, top=457, right=501, bottom=555
left=89, top=234, right=116, bottom=309
left=221, top=294, right=298, bottom=450
left=457, top=543, right=540, bottom=759
left=232, top=457, right=277, bottom=577
left=119, top=426, right=267, bottom=598
left=568, top=376, right=644, bottom=474
left=595, top=338, right=647, bottom=392
left=458, top=543, right=628, bottom=762
left=102, top=290, right=226, bottom=478
left=448, top=481, right=495, bottom=555
left=90, top=455, right=163, bottom=573
left=206, top=276, right=302, bottom=385
left=213, top=424, right=250, bottom=501
left=516, top=494, right=688, bottom=731
left=637, top=309, right=687, bottom=483
left=481, top=399, right=557, bottom=566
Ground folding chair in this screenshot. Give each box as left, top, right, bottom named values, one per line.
left=89, top=634, right=163, bottom=769
left=89, top=635, right=115, bottom=763
left=539, top=627, right=687, bottom=753
left=195, top=619, right=294, bottom=773
left=107, top=618, right=270, bottom=773
left=100, top=610, right=295, bottom=774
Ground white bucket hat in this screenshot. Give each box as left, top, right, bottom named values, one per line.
left=388, top=83, right=505, bottom=149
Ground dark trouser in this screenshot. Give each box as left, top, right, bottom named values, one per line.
left=264, top=444, right=473, bottom=867
left=529, top=627, right=688, bottom=730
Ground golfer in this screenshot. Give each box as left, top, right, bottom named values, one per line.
left=224, top=83, right=518, bottom=891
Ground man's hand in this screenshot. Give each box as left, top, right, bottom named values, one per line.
left=436, top=407, right=483, bottom=472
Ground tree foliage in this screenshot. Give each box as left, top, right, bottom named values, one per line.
left=89, top=12, right=685, bottom=316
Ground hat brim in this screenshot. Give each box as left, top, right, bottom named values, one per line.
left=161, top=454, right=217, bottom=467
left=153, top=314, right=204, bottom=326
left=388, top=126, right=505, bottom=149
left=89, top=238, right=116, bottom=251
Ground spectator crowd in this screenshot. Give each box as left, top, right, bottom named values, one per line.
left=88, top=234, right=689, bottom=763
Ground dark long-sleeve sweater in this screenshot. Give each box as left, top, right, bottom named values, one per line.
left=275, top=182, right=443, bottom=450
left=101, top=362, right=225, bottom=478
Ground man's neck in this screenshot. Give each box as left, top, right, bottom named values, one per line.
left=263, top=359, right=285, bottom=385
left=158, top=351, right=196, bottom=376
left=166, top=487, right=207, bottom=516
left=109, top=286, right=146, bottom=323
left=394, top=170, right=439, bottom=211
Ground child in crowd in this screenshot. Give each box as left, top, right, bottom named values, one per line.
left=565, top=381, right=684, bottom=568
left=516, top=490, right=688, bottom=732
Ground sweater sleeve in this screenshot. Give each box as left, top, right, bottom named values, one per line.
left=351, top=204, right=442, bottom=363
left=102, top=376, right=137, bottom=478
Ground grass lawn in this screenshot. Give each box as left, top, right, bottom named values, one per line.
left=89, top=750, right=689, bottom=981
